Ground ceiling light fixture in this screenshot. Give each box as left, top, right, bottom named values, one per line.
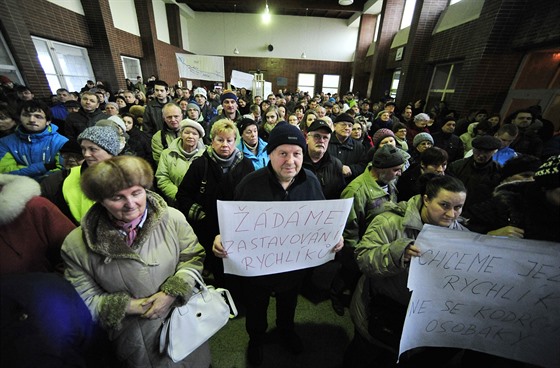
left=301, top=8, right=308, bottom=60
left=338, top=0, right=354, bottom=5
left=301, top=52, right=307, bottom=59
left=262, top=1, right=271, bottom=23
left=234, top=48, right=240, bottom=55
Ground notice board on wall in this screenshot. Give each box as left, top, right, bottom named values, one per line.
left=176, top=53, right=225, bottom=82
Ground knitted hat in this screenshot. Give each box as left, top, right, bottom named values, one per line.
left=372, top=128, right=395, bottom=147
left=106, top=101, right=118, bottom=110
left=266, top=121, right=306, bottom=154
left=107, top=116, right=127, bottom=134
left=180, top=119, right=205, bottom=137
left=78, top=126, right=120, bottom=156
left=534, top=154, right=560, bottom=189
left=193, top=87, right=207, bottom=99
left=414, top=113, right=430, bottom=122
left=372, top=144, right=406, bottom=169
left=413, top=132, right=434, bottom=148
left=220, top=90, right=238, bottom=104
left=237, top=118, right=258, bottom=135
left=334, top=113, right=354, bottom=124
left=187, top=102, right=200, bottom=113
left=472, top=135, right=501, bottom=150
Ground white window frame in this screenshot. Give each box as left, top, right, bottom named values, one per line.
left=297, top=73, right=315, bottom=96
left=322, top=74, right=340, bottom=96
left=121, top=56, right=142, bottom=80
left=0, top=31, right=24, bottom=85
left=31, top=36, right=95, bottom=94
left=426, top=62, right=463, bottom=106
left=390, top=69, right=401, bottom=98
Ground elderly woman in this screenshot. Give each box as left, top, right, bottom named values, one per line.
left=61, top=156, right=209, bottom=367
left=237, top=118, right=269, bottom=170
left=156, top=119, right=206, bottom=204
left=345, top=174, right=469, bottom=367
left=406, top=112, right=431, bottom=148
left=176, top=119, right=254, bottom=287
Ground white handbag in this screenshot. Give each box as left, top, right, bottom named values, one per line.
left=159, top=268, right=238, bottom=362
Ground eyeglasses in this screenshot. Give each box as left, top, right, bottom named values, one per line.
left=310, top=133, right=330, bottom=142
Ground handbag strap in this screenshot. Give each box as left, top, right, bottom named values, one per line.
left=175, top=268, right=238, bottom=318
left=176, top=268, right=207, bottom=292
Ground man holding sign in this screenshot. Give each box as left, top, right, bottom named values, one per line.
left=213, top=122, right=344, bottom=366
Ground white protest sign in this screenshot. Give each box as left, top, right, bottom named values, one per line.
left=217, top=199, right=353, bottom=277
left=401, top=225, right=560, bottom=368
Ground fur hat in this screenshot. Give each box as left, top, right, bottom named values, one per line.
left=413, top=132, right=434, bottom=148
left=266, top=121, right=306, bottom=154
left=187, top=102, right=200, bottom=113
left=193, top=87, right=207, bottom=99
left=220, top=90, right=238, bottom=104
left=534, top=154, right=560, bottom=189
left=372, top=128, right=395, bottom=147
left=78, top=126, right=120, bottom=156
left=372, top=144, right=406, bottom=169
left=180, top=119, right=205, bottom=137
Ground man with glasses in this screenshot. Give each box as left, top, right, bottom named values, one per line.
left=303, top=119, right=345, bottom=199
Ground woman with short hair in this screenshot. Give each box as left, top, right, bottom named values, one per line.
left=61, top=155, right=209, bottom=367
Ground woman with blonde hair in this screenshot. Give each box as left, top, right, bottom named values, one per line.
left=176, top=119, right=254, bottom=286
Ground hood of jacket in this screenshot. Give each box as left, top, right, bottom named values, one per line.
left=0, top=174, right=41, bottom=225
left=15, top=123, right=61, bottom=142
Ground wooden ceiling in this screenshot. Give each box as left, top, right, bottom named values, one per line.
left=177, top=0, right=371, bottom=20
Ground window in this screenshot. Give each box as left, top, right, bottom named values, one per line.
left=121, top=56, right=142, bottom=80
left=426, top=62, right=463, bottom=107
left=297, top=73, right=315, bottom=96
left=0, top=31, right=24, bottom=85
left=322, top=74, right=340, bottom=96
left=32, top=36, right=95, bottom=94
left=400, top=0, right=417, bottom=30
left=390, top=69, right=401, bottom=98
left=449, top=0, right=464, bottom=5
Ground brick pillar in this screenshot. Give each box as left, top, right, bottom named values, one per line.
left=351, top=14, right=376, bottom=98
left=80, top=0, right=124, bottom=92
left=367, top=0, right=405, bottom=100
left=0, top=0, right=51, bottom=97
left=134, top=0, right=159, bottom=80
left=397, top=0, right=447, bottom=107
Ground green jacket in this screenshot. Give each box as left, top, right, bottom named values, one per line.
left=155, top=137, right=205, bottom=202
left=61, top=191, right=207, bottom=366
left=341, top=163, right=399, bottom=249
left=350, top=195, right=467, bottom=347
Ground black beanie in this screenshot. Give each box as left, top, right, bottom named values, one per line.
left=266, top=122, right=306, bottom=154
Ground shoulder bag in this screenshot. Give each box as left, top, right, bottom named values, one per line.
left=159, top=268, right=238, bottom=362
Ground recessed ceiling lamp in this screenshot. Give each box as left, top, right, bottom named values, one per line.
left=339, top=0, right=354, bottom=5
left=262, top=1, right=271, bottom=23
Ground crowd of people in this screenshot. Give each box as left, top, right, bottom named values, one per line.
left=1, top=74, right=559, bottom=367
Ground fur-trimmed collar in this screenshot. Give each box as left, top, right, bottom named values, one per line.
left=81, top=190, right=168, bottom=262
left=0, top=174, right=41, bottom=225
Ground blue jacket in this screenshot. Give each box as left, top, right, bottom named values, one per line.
left=237, top=138, right=270, bottom=170
left=0, top=123, right=68, bottom=180
left=493, top=146, right=517, bottom=166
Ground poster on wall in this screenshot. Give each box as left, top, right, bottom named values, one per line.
left=176, top=53, right=225, bottom=82
left=231, top=70, right=254, bottom=89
